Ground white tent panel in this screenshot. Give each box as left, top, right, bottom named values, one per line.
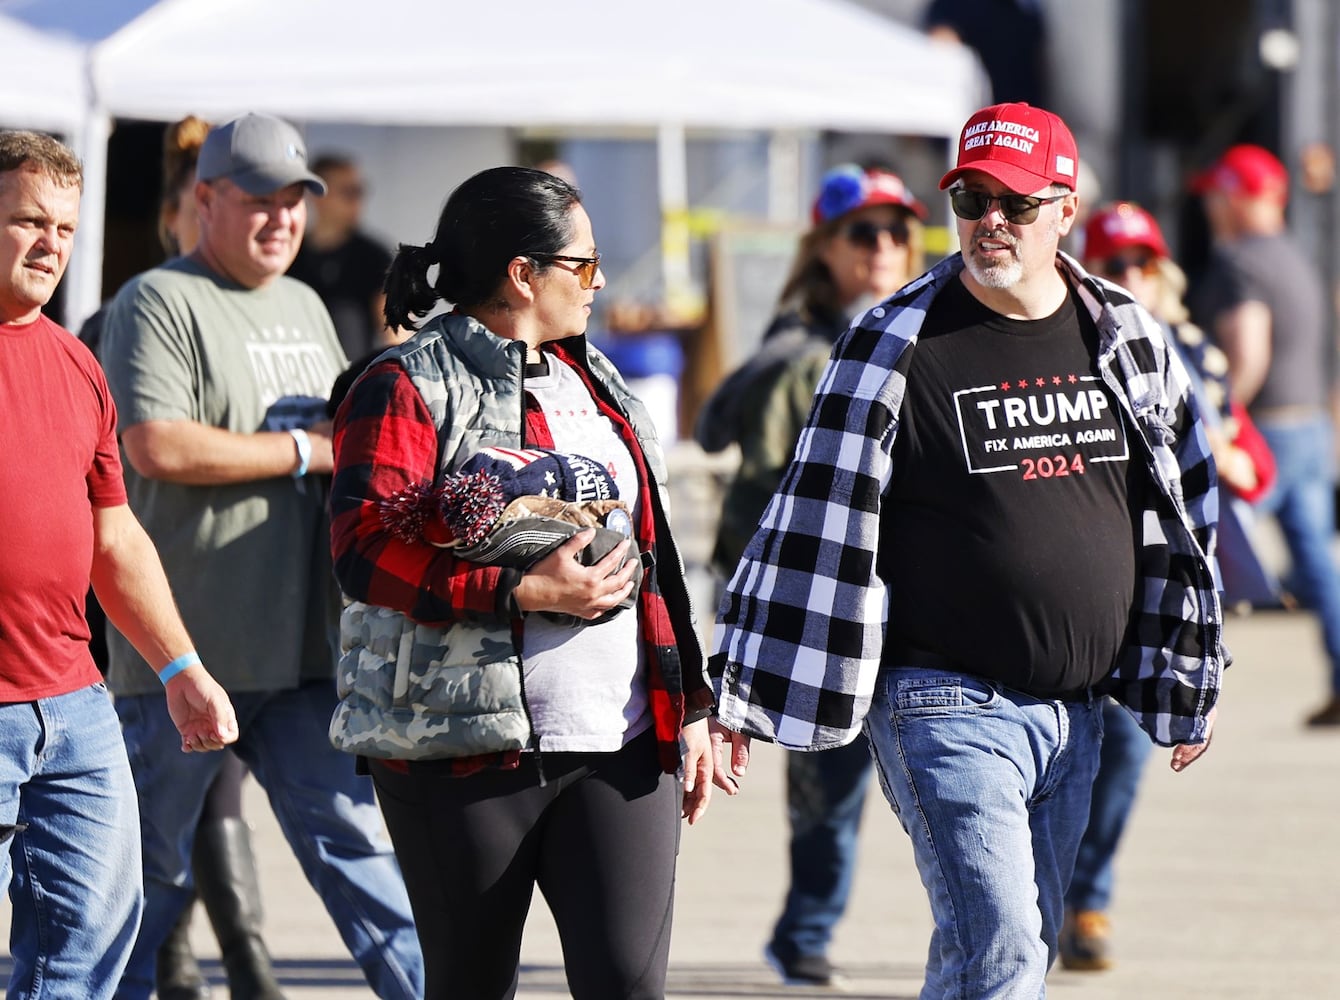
left=0, top=13, right=87, bottom=132
left=90, top=0, right=981, bottom=137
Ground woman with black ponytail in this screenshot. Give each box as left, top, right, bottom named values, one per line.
left=328, top=166, right=716, bottom=999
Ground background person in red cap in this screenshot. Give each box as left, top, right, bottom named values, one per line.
left=696, top=163, right=927, bottom=989
left=1188, top=144, right=1340, bottom=727
left=708, top=102, right=1225, bottom=998
left=1059, top=200, right=1279, bottom=973
left=1084, top=201, right=1278, bottom=566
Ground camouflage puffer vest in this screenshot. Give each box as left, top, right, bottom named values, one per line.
left=328, top=314, right=671, bottom=760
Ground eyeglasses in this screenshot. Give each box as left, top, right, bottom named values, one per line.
left=1100, top=252, right=1158, bottom=278
left=949, top=189, right=1068, bottom=225
left=532, top=252, right=602, bottom=289
left=843, top=219, right=910, bottom=249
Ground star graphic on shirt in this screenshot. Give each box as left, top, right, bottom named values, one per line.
left=1000, top=381, right=1012, bottom=391
left=1018, top=377, right=1030, bottom=388
left=1068, top=374, right=1079, bottom=384
left=544, top=470, right=556, bottom=486
left=1052, top=375, right=1062, bottom=385
left=1034, top=377, right=1046, bottom=387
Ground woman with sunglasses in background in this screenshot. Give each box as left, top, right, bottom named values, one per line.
left=327, top=165, right=715, bottom=1000
left=1057, top=200, right=1277, bottom=974
left=695, top=163, right=926, bottom=988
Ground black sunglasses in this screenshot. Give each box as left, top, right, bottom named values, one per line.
left=1100, top=252, right=1158, bottom=278
left=949, top=189, right=1068, bottom=225
left=843, top=219, right=910, bottom=249
left=531, top=252, right=602, bottom=289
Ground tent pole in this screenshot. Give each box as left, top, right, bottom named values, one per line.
left=657, top=122, right=695, bottom=319
left=68, top=107, right=111, bottom=331
left=767, top=130, right=803, bottom=223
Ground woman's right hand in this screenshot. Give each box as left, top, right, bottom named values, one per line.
left=511, top=528, right=638, bottom=620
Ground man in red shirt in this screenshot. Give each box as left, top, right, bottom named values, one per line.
left=0, top=129, right=237, bottom=1000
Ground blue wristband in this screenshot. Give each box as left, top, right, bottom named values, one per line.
left=158, top=651, right=201, bottom=685
left=288, top=428, right=311, bottom=478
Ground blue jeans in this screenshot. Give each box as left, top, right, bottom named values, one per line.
left=1256, top=416, right=1340, bottom=692
left=866, top=667, right=1103, bottom=1000
left=112, top=681, right=423, bottom=1000
left=0, top=683, right=142, bottom=1000
left=1065, top=699, right=1152, bottom=913
left=769, top=736, right=872, bottom=962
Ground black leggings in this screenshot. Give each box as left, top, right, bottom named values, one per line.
left=199, top=749, right=246, bottom=820
left=371, top=729, right=680, bottom=1000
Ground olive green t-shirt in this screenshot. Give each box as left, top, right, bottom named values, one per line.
left=101, top=256, right=348, bottom=696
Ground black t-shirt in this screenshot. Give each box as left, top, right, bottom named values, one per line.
left=880, top=275, right=1140, bottom=697
left=288, top=230, right=392, bottom=360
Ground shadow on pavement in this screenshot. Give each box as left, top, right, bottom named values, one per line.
left=519, top=959, right=924, bottom=998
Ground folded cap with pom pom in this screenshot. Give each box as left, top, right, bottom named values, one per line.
left=378, top=447, right=620, bottom=549
left=457, top=448, right=618, bottom=504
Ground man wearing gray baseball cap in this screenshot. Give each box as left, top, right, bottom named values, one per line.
left=196, top=112, right=327, bottom=196
left=101, top=112, right=423, bottom=1000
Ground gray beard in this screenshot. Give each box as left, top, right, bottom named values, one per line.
left=962, top=213, right=1061, bottom=289
left=963, top=249, right=1023, bottom=288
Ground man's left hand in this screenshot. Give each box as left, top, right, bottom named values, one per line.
left=1170, top=707, right=1217, bottom=772
left=165, top=666, right=240, bottom=752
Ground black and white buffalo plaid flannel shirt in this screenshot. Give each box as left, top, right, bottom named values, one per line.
left=709, top=252, right=1228, bottom=751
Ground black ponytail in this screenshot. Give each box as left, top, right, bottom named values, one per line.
left=383, top=242, right=440, bottom=331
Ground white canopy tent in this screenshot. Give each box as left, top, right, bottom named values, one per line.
left=3, top=0, right=983, bottom=324
left=88, top=0, right=978, bottom=132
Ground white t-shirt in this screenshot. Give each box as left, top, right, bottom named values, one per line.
left=521, top=358, right=649, bottom=751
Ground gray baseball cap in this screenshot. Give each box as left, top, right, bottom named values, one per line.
left=196, top=113, right=327, bottom=196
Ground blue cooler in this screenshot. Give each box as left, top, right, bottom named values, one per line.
left=594, top=333, right=684, bottom=443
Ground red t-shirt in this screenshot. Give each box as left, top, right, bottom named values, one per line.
left=0, top=314, right=126, bottom=700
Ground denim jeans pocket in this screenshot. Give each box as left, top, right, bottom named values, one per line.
left=888, top=669, right=1000, bottom=715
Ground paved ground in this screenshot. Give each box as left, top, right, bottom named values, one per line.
left=4, top=605, right=1338, bottom=998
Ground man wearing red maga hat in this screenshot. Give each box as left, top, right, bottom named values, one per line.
left=1189, top=143, right=1340, bottom=727
left=708, top=102, right=1226, bottom=997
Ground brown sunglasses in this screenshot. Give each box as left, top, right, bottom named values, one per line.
left=531, top=252, right=602, bottom=289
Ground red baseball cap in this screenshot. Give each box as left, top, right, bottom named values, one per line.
left=812, top=164, right=929, bottom=225
left=1190, top=144, right=1288, bottom=197
left=1084, top=202, right=1170, bottom=262
left=939, top=102, right=1079, bottom=193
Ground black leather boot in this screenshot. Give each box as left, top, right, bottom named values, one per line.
left=193, top=818, right=287, bottom=1000
left=156, top=899, right=212, bottom=1000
